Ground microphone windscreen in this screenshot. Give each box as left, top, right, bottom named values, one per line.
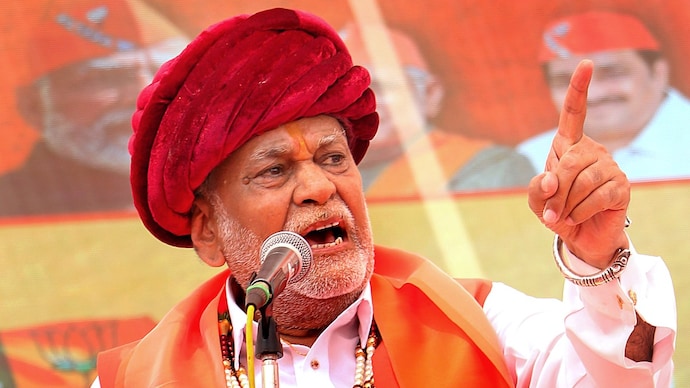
left=260, top=231, right=312, bottom=283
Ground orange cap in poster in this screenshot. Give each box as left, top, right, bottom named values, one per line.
left=23, top=0, right=145, bottom=78
left=23, top=0, right=185, bottom=79
left=538, top=11, right=660, bottom=62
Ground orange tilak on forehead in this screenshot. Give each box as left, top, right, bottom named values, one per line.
left=285, top=121, right=312, bottom=159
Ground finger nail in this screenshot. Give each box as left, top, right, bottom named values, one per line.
left=543, top=208, right=557, bottom=223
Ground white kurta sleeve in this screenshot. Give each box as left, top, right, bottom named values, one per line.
left=483, top=242, right=676, bottom=387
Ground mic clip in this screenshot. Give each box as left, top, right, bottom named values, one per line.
left=256, top=312, right=282, bottom=360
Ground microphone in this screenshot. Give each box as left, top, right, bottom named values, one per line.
left=245, top=231, right=313, bottom=309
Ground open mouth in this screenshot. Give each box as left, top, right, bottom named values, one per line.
left=303, top=221, right=347, bottom=249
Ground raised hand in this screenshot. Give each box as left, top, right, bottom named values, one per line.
left=527, top=60, right=630, bottom=269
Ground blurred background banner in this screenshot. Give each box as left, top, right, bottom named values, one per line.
left=0, top=1, right=688, bottom=386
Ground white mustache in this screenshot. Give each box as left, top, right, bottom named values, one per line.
left=283, top=198, right=354, bottom=234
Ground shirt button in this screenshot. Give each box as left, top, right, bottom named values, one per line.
left=310, top=359, right=320, bottom=369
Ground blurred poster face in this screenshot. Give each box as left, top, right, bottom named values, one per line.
left=19, top=40, right=185, bottom=175
left=518, top=10, right=690, bottom=183
left=544, top=50, right=669, bottom=152
left=0, top=2, right=188, bottom=217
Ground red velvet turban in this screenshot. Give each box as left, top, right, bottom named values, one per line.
left=130, top=8, right=378, bottom=247
left=539, top=11, right=660, bottom=62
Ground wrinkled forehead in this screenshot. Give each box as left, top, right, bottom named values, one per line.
left=246, top=116, right=349, bottom=158
left=32, top=40, right=187, bottom=91
left=206, top=116, right=348, bottom=185
left=87, top=37, right=189, bottom=69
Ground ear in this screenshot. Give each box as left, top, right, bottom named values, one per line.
left=424, top=73, right=444, bottom=119
left=652, top=58, right=670, bottom=89
left=190, top=196, right=226, bottom=267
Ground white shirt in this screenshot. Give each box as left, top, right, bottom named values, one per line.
left=517, top=89, right=690, bottom=182
left=92, top=242, right=676, bottom=387
left=225, top=281, right=374, bottom=388
left=485, top=242, right=676, bottom=387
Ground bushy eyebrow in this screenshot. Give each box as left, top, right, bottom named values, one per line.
left=249, top=145, right=289, bottom=162
left=249, top=127, right=346, bottom=162
left=318, top=131, right=339, bottom=148
left=319, top=126, right=348, bottom=147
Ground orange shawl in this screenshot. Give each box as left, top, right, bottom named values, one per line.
left=97, top=246, right=514, bottom=387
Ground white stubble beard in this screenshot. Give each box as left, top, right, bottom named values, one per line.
left=210, top=194, right=375, bottom=331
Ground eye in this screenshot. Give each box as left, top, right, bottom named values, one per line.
left=320, top=152, right=349, bottom=174
left=597, top=66, right=629, bottom=80
left=324, top=153, right=345, bottom=165
left=548, top=74, right=571, bottom=89
left=250, top=164, right=289, bottom=187
left=262, top=165, right=284, bottom=177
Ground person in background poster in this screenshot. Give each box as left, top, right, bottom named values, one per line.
left=518, top=10, right=690, bottom=182
left=0, top=0, right=187, bottom=217
left=341, top=23, right=534, bottom=198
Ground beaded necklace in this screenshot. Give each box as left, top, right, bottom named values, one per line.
left=217, top=311, right=380, bottom=388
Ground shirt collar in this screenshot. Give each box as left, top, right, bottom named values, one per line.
left=224, top=276, right=375, bottom=363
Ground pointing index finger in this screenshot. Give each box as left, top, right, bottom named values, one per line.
left=553, top=59, right=593, bottom=157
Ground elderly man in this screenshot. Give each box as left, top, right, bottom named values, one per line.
left=518, top=10, right=690, bottom=182
left=94, top=8, right=675, bottom=387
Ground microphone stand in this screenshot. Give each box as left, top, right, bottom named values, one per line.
left=256, top=305, right=282, bottom=388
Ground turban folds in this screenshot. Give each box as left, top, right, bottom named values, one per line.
left=130, top=8, right=379, bottom=247
left=539, top=11, right=660, bottom=62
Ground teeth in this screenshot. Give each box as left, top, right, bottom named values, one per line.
left=311, top=236, right=343, bottom=249
left=315, top=221, right=339, bottom=231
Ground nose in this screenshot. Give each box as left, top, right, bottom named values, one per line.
left=585, top=79, right=607, bottom=101
left=292, top=162, right=336, bottom=206
left=587, top=73, right=623, bottom=103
